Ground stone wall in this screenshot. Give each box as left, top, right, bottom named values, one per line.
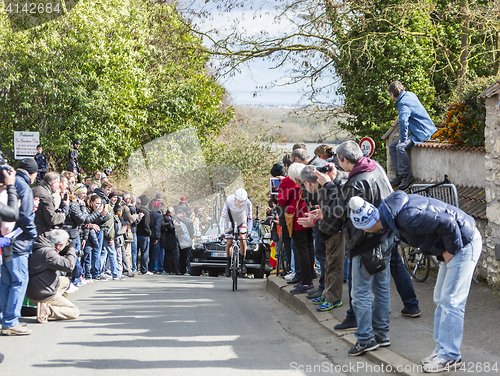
left=484, top=96, right=500, bottom=286
left=384, top=101, right=500, bottom=286
left=385, top=128, right=485, bottom=187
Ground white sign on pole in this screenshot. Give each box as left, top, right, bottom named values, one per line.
left=14, top=131, right=40, bottom=160
left=359, top=137, right=375, bottom=157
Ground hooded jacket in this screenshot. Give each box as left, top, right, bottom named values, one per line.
left=150, top=209, right=163, bottom=240
left=315, top=157, right=393, bottom=252
left=27, top=236, right=76, bottom=301
left=13, top=169, right=37, bottom=245
left=161, top=213, right=177, bottom=250
left=379, top=190, right=476, bottom=259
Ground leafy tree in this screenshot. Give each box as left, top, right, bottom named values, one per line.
left=189, top=0, right=500, bottom=162
left=0, top=0, right=233, bottom=172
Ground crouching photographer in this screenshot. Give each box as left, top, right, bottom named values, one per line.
left=297, top=164, right=345, bottom=312
left=26, top=229, right=80, bottom=324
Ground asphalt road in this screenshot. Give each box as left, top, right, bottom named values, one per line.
left=0, top=275, right=389, bottom=376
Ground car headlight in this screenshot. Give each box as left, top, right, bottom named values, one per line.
left=194, top=243, right=204, bottom=250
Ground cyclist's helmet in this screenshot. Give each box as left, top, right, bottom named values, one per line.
left=103, top=166, right=112, bottom=176
left=234, top=188, right=248, bottom=202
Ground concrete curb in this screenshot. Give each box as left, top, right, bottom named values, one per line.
left=266, top=275, right=430, bottom=376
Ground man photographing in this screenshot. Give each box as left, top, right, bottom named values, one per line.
left=27, top=229, right=80, bottom=323
left=298, top=165, right=345, bottom=312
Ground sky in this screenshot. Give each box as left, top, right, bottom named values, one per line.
left=181, top=0, right=335, bottom=107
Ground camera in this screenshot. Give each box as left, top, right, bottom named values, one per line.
left=0, top=151, right=13, bottom=184
left=316, top=165, right=332, bottom=173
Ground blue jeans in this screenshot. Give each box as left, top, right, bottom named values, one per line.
left=102, top=242, right=119, bottom=278
left=433, top=229, right=482, bottom=361
left=158, top=247, right=164, bottom=272
left=351, top=236, right=394, bottom=344
left=150, top=241, right=164, bottom=272
left=389, top=138, right=414, bottom=175
left=343, top=258, right=349, bottom=281
left=290, top=238, right=301, bottom=280
left=82, top=245, right=92, bottom=279
left=71, top=237, right=83, bottom=285
left=346, top=257, right=355, bottom=320
left=0, top=253, right=30, bottom=328
left=131, top=233, right=138, bottom=272
left=137, top=236, right=150, bottom=274
left=390, top=244, right=419, bottom=311
left=91, top=230, right=104, bottom=278
left=312, top=227, right=326, bottom=291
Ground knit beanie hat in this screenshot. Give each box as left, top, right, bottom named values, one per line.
left=270, top=162, right=286, bottom=177
left=18, top=158, right=38, bottom=174
left=349, top=196, right=380, bottom=230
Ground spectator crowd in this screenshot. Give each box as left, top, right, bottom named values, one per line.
left=0, top=142, right=203, bottom=346
left=0, top=82, right=479, bottom=372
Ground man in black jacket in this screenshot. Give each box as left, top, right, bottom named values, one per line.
left=68, top=139, right=82, bottom=183
left=32, top=172, right=69, bottom=236
left=135, top=197, right=151, bottom=275
left=298, top=141, right=394, bottom=357
left=299, top=165, right=345, bottom=312
left=27, top=229, right=79, bottom=323
left=161, top=209, right=178, bottom=274
left=350, top=191, right=481, bottom=373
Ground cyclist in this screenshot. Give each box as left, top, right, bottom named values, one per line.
left=219, top=188, right=253, bottom=277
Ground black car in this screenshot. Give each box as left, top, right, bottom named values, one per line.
left=190, top=221, right=272, bottom=278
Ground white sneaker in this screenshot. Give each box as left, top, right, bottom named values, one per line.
left=284, top=272, right=295, bottom=281
left=423, top=356, right=462, bottom=373
left=421, top=351, right=438, bottom=365
left=145, top=271, right=153, bottom=275
left=66, top=284, right=79, bottom=293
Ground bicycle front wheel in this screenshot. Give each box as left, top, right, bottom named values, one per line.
left=232, top=251, right=238, bottom=291
left=400, top=245, right=430, bottom=282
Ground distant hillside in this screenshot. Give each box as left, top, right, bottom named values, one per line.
left=233, top=105, right=351, bottom=143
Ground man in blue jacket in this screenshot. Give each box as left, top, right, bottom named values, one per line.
left=349, top=191, right=482, bottom=373
left=1, top=158, right=38, bottom=336
left=388, top=81, right=436, bottom=190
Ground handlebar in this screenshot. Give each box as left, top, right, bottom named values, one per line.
left=410, top=174, right=452, bottom=195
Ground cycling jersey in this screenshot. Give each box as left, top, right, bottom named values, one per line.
left=219, top=195, right=253, bottom=234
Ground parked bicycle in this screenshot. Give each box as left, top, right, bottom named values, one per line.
left=398, top=175, right=453, bottom=282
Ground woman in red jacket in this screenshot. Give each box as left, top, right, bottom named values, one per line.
left=277, top=162, right=314, bottom=295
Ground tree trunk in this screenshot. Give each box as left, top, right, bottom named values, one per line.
left=457, top=0, right=469, bottom=81
left=493, top=32, right=500, bottom=76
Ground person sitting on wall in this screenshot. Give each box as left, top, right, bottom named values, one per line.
left=388, top=80, right=436, bottom=190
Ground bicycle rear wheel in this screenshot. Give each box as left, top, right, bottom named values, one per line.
left=400, top=245, right=430, bottom=282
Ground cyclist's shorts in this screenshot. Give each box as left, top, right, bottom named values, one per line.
left=225, top=224, right=247, bottom=238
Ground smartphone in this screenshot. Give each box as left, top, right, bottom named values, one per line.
left=270, top=178, right=280, bottom=195
left=64, top=193, right=69, bottom=201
